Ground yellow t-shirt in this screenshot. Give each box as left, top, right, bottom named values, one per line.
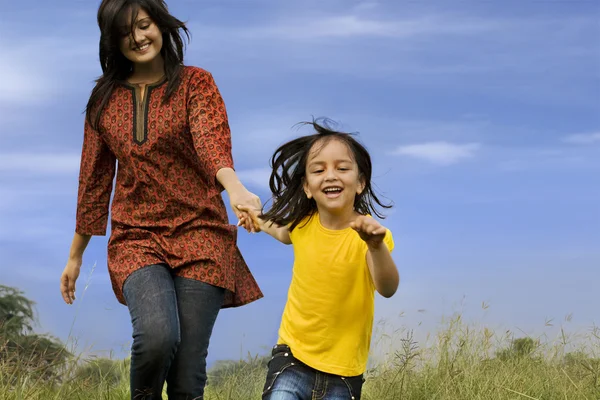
left=278, top=213, right=395, bottom=376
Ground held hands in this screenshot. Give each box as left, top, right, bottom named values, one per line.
left=236, top=204, right=262, bottom=233
left=227, top=185, right=261, bottom=233
left=60, top=257, right=82, bottom=305
left=350, top=215, right=387, bottom=249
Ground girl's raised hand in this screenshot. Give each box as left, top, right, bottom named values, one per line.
left=350, top=215, right=386, bottom=247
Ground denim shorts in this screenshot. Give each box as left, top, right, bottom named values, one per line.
left=262, top=344, right=364, bottom=400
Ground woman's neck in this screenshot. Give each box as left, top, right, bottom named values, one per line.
left=129, top=56, right=165, bottom=84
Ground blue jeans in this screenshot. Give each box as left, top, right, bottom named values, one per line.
left=122, top=264, right=225, bottom=400
left=262, top=344, right=364, bottom=400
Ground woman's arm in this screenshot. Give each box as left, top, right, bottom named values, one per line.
left=186, top=69, right=261, bottom=228
left=62, top=116, right=115, bottom=304
left=61, top=232, right=92, bottom=305
left=216, top=167, right=261, bottom=231
left=69, top=232, right=92, bottom=260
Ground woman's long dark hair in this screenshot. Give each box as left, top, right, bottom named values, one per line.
left=260, top=118, right=393, bottom=231
left=85, top=0, right=190, bottom=129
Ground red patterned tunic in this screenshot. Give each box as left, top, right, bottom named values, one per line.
left=75, top=66, right=263, bottom=307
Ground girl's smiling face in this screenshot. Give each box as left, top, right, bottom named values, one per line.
left=303, top=138, right=365, bottom=216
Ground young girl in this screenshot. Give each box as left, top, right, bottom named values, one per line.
left=59, top=0, right=262, bottom=398
left=238, top=119, right=399, bottom=400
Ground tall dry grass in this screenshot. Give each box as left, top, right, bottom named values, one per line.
left=1, top=311, right=598, bottom=399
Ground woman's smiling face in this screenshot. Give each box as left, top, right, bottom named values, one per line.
left=118, top=7, right=164, bottom=66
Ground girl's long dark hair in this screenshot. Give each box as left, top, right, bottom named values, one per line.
left=260, top=118, right=392, bottom=230
left=85, top=0, right=190, bottom=129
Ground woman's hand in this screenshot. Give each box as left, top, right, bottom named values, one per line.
left=216, top=168, right=262, bottom=232
left=228, top=185, right=262, bottom=232
left=60, top=257, right=82, bottom=304
left=60, top=233, right=91, bottom=305
left=236, top=204, right=262, bottom=233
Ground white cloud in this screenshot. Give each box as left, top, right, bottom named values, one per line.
left=353, top=1, right=380, bottom=12
left=0, top=222, right=70, bottom=242
left=187, top=12, right=597, bottom=107
left=241, top=15, right=496, bottom=41
left=562, top=132, right=600, bottom=145
left=496, top=147, right=596, bottom=172
left=392, top=142, right=481, bottom=165
left=229, top=112, right=306, bottom=165
left=0, top=57, right=56, bottom=105
left=0, top=35, right=97, bottom=105
left=0, top=153, right=80, bottom=175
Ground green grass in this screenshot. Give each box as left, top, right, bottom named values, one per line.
left=1, top=313, right=599, bottom=400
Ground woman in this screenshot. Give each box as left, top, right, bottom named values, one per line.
left=59, top=0, right=263, bottom=398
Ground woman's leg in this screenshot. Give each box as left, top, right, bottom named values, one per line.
left=123, top=264, right=180, bottom=400
left=165, top=275, right=225, bottom=400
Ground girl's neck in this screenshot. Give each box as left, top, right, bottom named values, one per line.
left=129, top=56, right=165, bottom=84
left=317, top=207, right=358, bottom=230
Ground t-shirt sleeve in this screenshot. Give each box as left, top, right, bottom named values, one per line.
left=187, top=68, right=234, bottom=190
left=383, top=229, right=395, bottom=253
left=288, top=216, right=311, bottom=244
left=75, top=118, right=116, bottom=236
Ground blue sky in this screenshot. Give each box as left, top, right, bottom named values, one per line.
left=0, top=0, right=599, bottom=364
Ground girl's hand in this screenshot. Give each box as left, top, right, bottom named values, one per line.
left=227, top=186, right=261, bottom=232
left=236, top=205, right=262, bottom=233
left=60, top=257, right=82, bottom=304
left=350, top=216, right=387, bottom=249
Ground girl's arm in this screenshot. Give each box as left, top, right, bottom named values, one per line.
left=350, top=216, right=399, bottom=298
left=366, top=242, right=398, bottom=298
left=236, top=205, right=291, bottom=244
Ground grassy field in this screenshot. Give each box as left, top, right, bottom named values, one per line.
left=1, top=314, right=598, bottom=400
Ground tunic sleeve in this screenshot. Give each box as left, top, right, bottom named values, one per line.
left=75, top=117, right=116, bottom=236
left=187, top=69, right=234, bottom=190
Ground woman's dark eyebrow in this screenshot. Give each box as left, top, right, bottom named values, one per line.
left=120, top=17, right=152, bottom=30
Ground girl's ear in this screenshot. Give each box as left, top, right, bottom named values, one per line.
left=356, top=175, right=366, bottom=195
left=303, top=178, right=313, bottom=199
